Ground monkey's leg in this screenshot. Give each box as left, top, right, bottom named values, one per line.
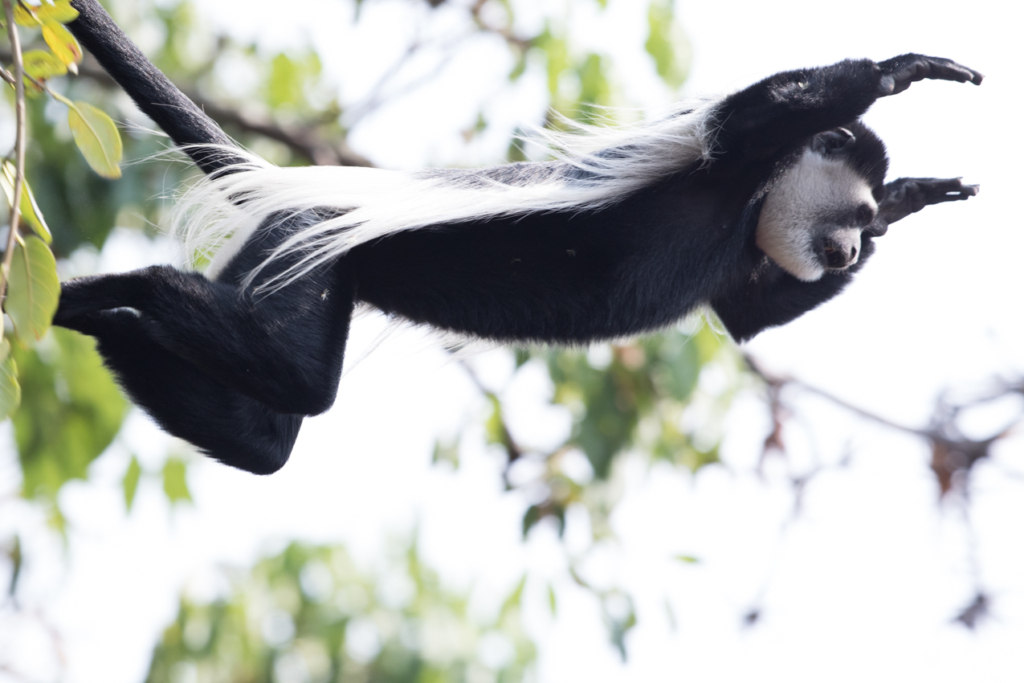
left=69, top=310, right=302, bottom=474
left=55, top=261, right=354, bottom=416
left=56, top=209, right=357, bottom=417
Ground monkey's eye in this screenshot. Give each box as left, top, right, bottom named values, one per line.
left=854, top=203, right=876, bottom=226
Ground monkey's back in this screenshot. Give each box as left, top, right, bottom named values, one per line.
left=349, top=169, right=765, bottom=344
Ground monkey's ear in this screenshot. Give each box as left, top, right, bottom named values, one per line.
left=811, top=128, right=856, bottom=155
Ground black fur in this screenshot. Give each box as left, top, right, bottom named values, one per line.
left=57, top=0, right=981, bottom=473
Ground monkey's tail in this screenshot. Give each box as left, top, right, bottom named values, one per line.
left=68, top=0, right=242, bottom=176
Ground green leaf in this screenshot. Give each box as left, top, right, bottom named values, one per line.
left=537, top=26, right=569, bottom=99
left=42, top=21, right=82, bottom=70
left=22, top=49, right=67, bottom=81
left=6, top=235, right=60, bottom=342
left=0, top=340, right=21, bottom=421
left=508, top=50, right=528, bottom=82
left=123, top=456, right=142, bottom=512
left=266, top=52, right=321, bottom=109
left=13, top=329, right=128, bottom=502
left=14, top=0, right=78, bottom=25
left=604, top=594, right=637, bottom=661
left=432, top=438, right=460, bottom=468
left=1, top=162, right=52, bottom=243
left=577, top=53, right=611, bottom=120
left=643, top=0, right=692, bottom=91
left=6, top=534, right=22, bottom=597
left=162, top=458, right=192, bottom=505
left=673, top=554, right=700, bottom=564
left=644, top=0, right=690, bottom=90
left=484, top=393, right=507, bottom=447
left=522, top=504, right=541, bottom=539
left=499, top=574, right=527, bottom=621
left=68, top=102, right=123, bottom=179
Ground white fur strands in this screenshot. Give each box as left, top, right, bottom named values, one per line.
left=172, top=100, right=722, bottom=292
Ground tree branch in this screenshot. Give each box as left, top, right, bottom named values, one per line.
left=0, top=48, right=373, bottom=167
left=1, top=0, right=28, bottom=320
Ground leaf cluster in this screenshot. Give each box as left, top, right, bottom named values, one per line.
left=0, top=0, right=126, bottom=517
left=146, top=541, right=536, bottom=683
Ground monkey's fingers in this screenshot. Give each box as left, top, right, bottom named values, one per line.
left=877, top=55, right=984, bottom=96
left=878, top=177, right=979, bottom=224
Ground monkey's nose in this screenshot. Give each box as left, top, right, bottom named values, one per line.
left=821, top=237, right=859, bottom=269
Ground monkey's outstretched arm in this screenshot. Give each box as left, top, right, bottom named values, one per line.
left=714, top=54, right=982, bottom=159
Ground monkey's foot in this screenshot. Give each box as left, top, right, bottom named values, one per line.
left=53, top=273, right=145, bottom=327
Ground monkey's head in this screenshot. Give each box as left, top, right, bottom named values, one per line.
left=755, top=122, right=889, bottom=281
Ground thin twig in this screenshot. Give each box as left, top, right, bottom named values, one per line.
left=457, top=357, right=524, bottom=474
left=744, top=354, right=930, bottom=438
left=0, top=0, right=28, bottom=327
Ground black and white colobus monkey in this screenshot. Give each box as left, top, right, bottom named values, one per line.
left=55, top=0, right=982, bottom=474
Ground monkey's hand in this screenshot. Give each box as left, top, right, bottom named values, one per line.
left=876, top=55, right=983, bottom=96
left=869, top=177, right=979, bottom=234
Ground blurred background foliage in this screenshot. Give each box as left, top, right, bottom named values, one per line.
left=3, top=1, right=1019, bottom=680
left=146, top=541, right=535, bottom=683
left=2, top=0, right=739, bottom=678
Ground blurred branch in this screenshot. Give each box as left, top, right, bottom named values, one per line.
left=457, top=358, right=524, bottom=472
left=745, top=354, right=1021, bottom=497
left=744, top=352, right=1023, bottom=630
left=0, top=48, right=373, bottom=167
left=745, top=355, right=928, bottom=438
left=469, top=0, right=531, bottom=50
left=344, top=36, right=466, bottom=126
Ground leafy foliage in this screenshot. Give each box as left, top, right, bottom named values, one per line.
left=13, top=329, right=127, bottom=504
left=645, top=0, right=691, bottom=90
left=0, top=0, right=123, bottom=433
left=145, top=541, right=536, bottom=683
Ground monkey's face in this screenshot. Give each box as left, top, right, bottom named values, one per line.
left=756, top=142, right=879, bottom=282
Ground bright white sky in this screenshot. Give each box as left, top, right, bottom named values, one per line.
left=2, top=0, right=1023, bottom=681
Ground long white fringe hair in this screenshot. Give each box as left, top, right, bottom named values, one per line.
left=172, top=99, right=722, bottom=292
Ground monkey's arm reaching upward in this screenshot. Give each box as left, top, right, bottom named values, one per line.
left=712, top=55, right=983, bottom=160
